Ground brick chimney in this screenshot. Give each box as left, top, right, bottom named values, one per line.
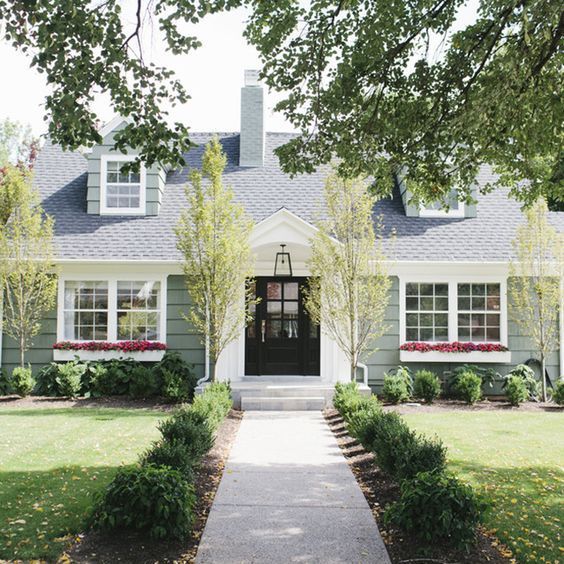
left=239, top=69, right=264, bottom=167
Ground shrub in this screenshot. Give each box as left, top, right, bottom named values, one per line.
left=333, top=382, right=359, bottom=415
left=158, top=412, right=215, bottom=461
left=505, top=375, right=529, bottom=407
left=346, top=400, right=382, bottom=448
left=0, top=368, right=11, bottom=395
left=502, top=364, right=541, bottom=401
left=368, top=412, right=446, bottom=480
left=128, top=365, right=160, bottom=399
left=551, top=380, right=564, bottom=406
left=453, top=370, right=482, bottom=404
left=56, top=360, right=86, bottom=398
left=91, top=464, right=196, bottom=540
left=35, top=362, right=61, bottom=396
left=413, top=370, right=441, bottom=403
left=190, top=381, right=232, bottom=431
left=382, top=375, right=410, bottom=404
left=446, top=364, right=498, bottom=397
left=153, top=352, right=198, bottom=402
left=385, top=470, right=486, bottom=549
left=90, top=359, right=138, bottom=396
left=11, top=367, right=34, bottom=397
left=141, top=441, right=196, bottom=479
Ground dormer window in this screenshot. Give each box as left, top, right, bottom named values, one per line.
left=100, top=155, right=146, bottom=215
left=419, top=188, right=465, bottom=218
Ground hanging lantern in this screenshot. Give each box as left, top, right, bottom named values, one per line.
left=274, top=244, right=293, bottom=276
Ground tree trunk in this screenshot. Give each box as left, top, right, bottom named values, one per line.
left=350, top=362, right=356, bottom=382
left=19, top=335, right=25, bottom=368
left=541, top=354, right=547, bottom=402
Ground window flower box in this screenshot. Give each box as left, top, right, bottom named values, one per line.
left=52, top=341, right=167, bottom=362
left=399, top=342, right=511, bottom=364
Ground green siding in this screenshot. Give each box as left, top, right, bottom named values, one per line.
left=166, top=275, right=205, bottom=378
left=87, top=120, right=165, bottom=216
left=1, top=309, right=57, bottom=375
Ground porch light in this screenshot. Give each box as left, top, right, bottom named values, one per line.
left=274, top=244, right=293, bottom=277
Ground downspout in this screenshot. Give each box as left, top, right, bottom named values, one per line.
left=357, top=362, right=368, bottom=387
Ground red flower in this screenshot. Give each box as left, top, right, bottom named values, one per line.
left=53, top=340, right=167, bottom=352
left=399, top=341, right=508, bottom=353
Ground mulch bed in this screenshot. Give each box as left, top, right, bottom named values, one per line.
left=382, top=398, right=562, bottom=414
left=325, top=408, right=511, bottom=564
left=0, top=395, right=178, bottom=411
left=65, top=409, right=243, bottom=564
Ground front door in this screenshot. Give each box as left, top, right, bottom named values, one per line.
left=245, top=277, right=320, bottom=376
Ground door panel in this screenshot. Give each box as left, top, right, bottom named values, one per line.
left=245, top=277, right=320, bottom=376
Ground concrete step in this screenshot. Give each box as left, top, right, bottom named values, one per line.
left=237, top=385, right=335, bottom=398
left=241, top=395, right=326, bottom=411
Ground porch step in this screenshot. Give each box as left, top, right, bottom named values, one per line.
left=241, top=395, right=326, bottom=411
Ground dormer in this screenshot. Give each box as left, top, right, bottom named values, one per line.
left=86, top=117, right=165, bottom=216
left=396, top=170, right=477, bottom=218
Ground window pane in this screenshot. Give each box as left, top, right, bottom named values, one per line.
left=406, top=283, right=418, bottom=296
left=458, top=284, right=471, bottom=296
left=420, top=328, right=433, bottom=341
left=472, top=297, right=485, bottom=310
left=471, top=326, right=485, bottom=341
left=267, top=319, right=281, bottom=338
left=284, top=283, right=298, bottom=300
left=435, top=326, right=448, bottom=341
left=406, top=313, right=418, bottom=326
left=406, top=328, right=419, bottom=341
left=284, top=301, right=299, bottom=318
left=486, top=327, right=500, bottom=341
left=486, top=313, right=500, bottom=327
left=435, top=297, right=448, bottom=311
left=420, top=284, right=433, bottom=296
left=458, top=326, right=471, bottom=340
left=458, top=313, right=470, bottom=326
left=435, top=313, right=448, bottom=327
left=267, top=301, right=282, bottom=317
left=458, top=296, right=470, bottom=310
left=472, top=284, right=486, bottom=296
left=283, top=320, right=299, bottom=338
left=406, top=297, right=418, bottom=310
left=420, top=313, right=433, bottom=327
left=487, top=296, right=500, bottom=311
left=267, top=282, right=282, bottom=300
left=435, top=284, right=448, bottom=296
left=487, top=284, right=500, bottom=296
left=420, top=297, right=434, bottom=310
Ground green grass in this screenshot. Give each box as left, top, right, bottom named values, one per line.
left=0, top=407, right=165, bottom=561
left=402, top=410, right=563, bottom=564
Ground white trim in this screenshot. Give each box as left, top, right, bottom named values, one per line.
left=57, top=274, right=167, bottom=344
left=100, top=154, right=146, bottom=216
left=53, top=349, right=165, bottom=362
left=399, top=275, right=508, bottom=347
left=419, top=202, right=465, bottom=218
left=399, top=350, right=511, bottom=364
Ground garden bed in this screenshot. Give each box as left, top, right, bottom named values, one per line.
left=382, top=398, right=562, bottom=413
left=66, top=409, right=243, bottom=563
left=324, top=408, right=510, bottom=564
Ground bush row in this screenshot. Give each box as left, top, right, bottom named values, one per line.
left=333, top=383, right=486, bottom=549
left=1, top=352, right=198, bottom=403
left=90, top=381, right=232, bottom=540
left=381, top=363, right=561, bottom=406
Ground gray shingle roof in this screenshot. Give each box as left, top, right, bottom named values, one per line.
left=35, top=132, right=563, bottom=262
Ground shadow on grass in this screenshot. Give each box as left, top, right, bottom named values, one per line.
left=449, top=460, right=563, bottom=563
left=0, top=464, right=128, bottom=561
left=0, top=407, right=167, bottom=418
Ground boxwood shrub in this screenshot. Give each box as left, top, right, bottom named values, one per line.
left=385, top=469, right=487, bottom=549
left=141, top=440, right=196, bottom=479
left=382, top=375, right=410, bottom=404
left=551, top=380, right=564, bottom=406
left=11, top=367, right=34, bottom=397
left=158, top=412, right=215, bottom=461
left=505, top=375, right=529, bottom=406
left=91, top=464, right=196, bottom=540
left=413, top=370, right=441, bottom=403
left=453, top=370, right=482, bottom=404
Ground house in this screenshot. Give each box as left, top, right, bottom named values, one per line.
left=1, top=70, right=562, bottom=408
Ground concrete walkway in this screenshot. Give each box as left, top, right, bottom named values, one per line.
left=196, top=412, right=390, bottom=564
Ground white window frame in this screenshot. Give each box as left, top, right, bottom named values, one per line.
left=419, top=202, right=465, bottom=218
left=100, top=154, right=146, bottom=216
left=57, top=275, right=167, bottom=343
left=399, top=276, right=507, bottom=346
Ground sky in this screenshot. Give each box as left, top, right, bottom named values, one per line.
left=0, top=2, right=479, bottom=139
left=0, top=6, right=294, bottom=138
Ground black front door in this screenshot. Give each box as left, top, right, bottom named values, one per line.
left=245, top=277, right=320, bottom=376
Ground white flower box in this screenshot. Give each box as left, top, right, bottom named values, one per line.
left=53, top=349, right=166, bottom=362
left=399, top=350, right=512, bottom=364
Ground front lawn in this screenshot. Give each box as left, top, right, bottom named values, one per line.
left=0, top=406, right=165, bottom=560
left=402, top=410, right=563, bottom=564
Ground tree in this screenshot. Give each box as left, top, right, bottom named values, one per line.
left=0, top=119, right=37, bottom=169
left=304, top=172, right=391, bottom=381
left=508, top=198, right=562, bottom=402
left=0, top=167, right=58, bottom=368
left=1, top=1, right=561, bottom=206
left=175, top=137, right=255, bottom=383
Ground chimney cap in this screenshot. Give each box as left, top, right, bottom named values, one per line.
left=244, top=69, right=261, bottom=87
